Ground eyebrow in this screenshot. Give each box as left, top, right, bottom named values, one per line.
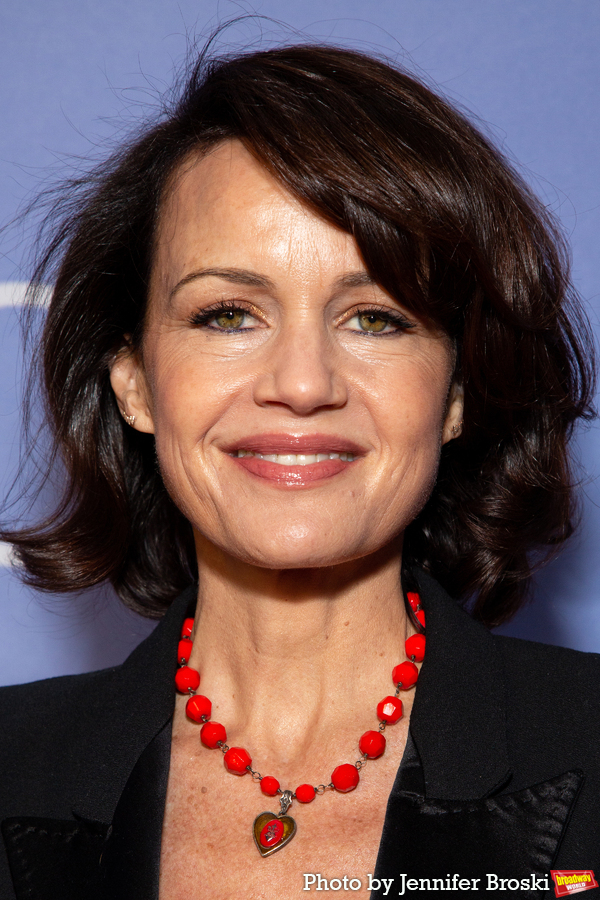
left=169, top=266, right=377, bottom=300
left=335, top=272, right=376, bottom=290
left=170, top=267, right=275, bottom=299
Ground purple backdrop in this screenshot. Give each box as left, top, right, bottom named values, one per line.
left=1, top=1, right=599, bottom=685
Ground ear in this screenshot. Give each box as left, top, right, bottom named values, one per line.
left=441, top=382, right=464, bottom=445
left=109, top=343, right=155, bottom=434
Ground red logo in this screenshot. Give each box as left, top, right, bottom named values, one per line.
left=551, top=871, right=599, bottom=896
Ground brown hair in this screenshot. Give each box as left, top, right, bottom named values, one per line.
left=3, top=43, right=595, bottom=627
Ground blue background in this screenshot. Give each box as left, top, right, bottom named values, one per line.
left=1, top=1, right=599, bottom=685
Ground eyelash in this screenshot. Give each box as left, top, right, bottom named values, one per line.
left=188, top=301, right=258, bottom=331
left=345, top=306, right=416, bottom=334
left=187, top=301, right=415, bottom=334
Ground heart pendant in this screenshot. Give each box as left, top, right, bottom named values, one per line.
left=253, top=811, right=297, bottom=856
left=252, top=789, right=297, bottom=857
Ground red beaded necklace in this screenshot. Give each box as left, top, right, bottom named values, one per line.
left=175, top=592, right=426, bottom=856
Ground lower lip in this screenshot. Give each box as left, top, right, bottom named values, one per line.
left=230, top=454, right=356, bottom=486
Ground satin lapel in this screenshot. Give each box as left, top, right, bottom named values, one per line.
left=1, top=586, right=196, bottom=900
left=1, top=816, right=108, bottom=900
left=2, top=720, right=173, bottom=900
left=371, top=769, right=583, bottom=899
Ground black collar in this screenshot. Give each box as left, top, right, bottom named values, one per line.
left=72, top=583, right=196, bottom=823
left=409, top=570, right=511, bottom=799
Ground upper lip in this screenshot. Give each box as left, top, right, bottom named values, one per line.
left=223, top=433, right=367, bottom=455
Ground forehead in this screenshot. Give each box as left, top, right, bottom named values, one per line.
left=150, top=140, right=361, bottom=297
left=159, top=140, right=286, bottom=224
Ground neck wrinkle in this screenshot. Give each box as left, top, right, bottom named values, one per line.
left=182, top=542, right=414, bottom=757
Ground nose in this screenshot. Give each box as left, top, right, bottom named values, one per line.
left=252, top=320, right=348, bottom=415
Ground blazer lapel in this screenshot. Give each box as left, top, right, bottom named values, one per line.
left=372, top=572, right=583, bottom=897
left=409, top=570, right=511, bottom=800
left=372, top=749, right=583, bottom=898
left=99, top=719, right=172, bottom=900
left=1, top=587, right=196, bottom=900
left=71, top=584, right=196, bottom=824
left=2, top=719, right=173, bottom=900
left=1, top=815, right=108, bottom=900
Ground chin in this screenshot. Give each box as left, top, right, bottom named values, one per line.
left=220, top=524, right=383, bottom=571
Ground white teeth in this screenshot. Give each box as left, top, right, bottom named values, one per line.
left=235, top=451, right=355, bottom=465
left=275, top=454, right=298, bottom=465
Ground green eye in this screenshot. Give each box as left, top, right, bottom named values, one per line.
left=215, top=309, right=246, bottom=329
left=358, top=313, right=388, bottom=333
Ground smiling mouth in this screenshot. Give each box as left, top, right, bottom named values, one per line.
left=235, top=450, right=355, bottom=465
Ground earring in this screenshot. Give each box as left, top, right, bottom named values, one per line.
left=451, top=421, right=463, bottom=437
left=122, top=411, right=136, bottom=427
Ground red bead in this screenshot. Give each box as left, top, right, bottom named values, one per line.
left=177, top=639, right=192, bottom=663
left=181, top=617, right=194, bottom=638
left=359, top=730, right=386, bottom=759
left=200, top=721, right=227, bottom=748
left=416, top=609, right=426, bottom=627
left=186, top=694, right=212, bottom=722
left=261, top=776, right=281, bottom=796
left=175, top=665, right=200, bottom=693
left=377, top=695, right=403, bottom=724
left=392, top=661, right=419, bottom=689
left=295, top=783, right=316, bottom=803
left=331, top=763, right=360, bottom=793
left=407, top=592, right=421, bottom=611
left=224, top=746, right=252, bottom=775
left=405, top=633, right=426, bottom=662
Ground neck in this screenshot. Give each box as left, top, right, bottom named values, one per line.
left=185, top=538, right=413, bottom=767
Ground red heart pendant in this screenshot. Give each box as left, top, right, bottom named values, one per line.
left=253, top=812, right=297, bottom=857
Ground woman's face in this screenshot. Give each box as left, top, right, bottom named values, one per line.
left=111, top=140, right=463, bottom=570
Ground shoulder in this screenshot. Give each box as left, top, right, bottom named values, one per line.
left=494, top=631, right=600, bottom=700
left=0, top=582, right=193, bottom=756
left=491, top=633, right=600, bottom=789
left=419, top=565, right=600, bottom=700
left=0, top=665, right=120, bottom=737
left=416, top=568, right=600, bottom=779
left=0, top=588, right=190, bottom=822
left=0, top=667, right=123, bottom=814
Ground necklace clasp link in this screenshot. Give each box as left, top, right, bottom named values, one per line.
left=279, top=789, right=293, bottom=815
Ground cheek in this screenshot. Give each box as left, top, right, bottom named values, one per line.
left=146, top=340, right=234, bottom=433
left=369, top=356, right=451, bottom=448
left=144, top=343, right=254, bottom=521
left=141, top=347, right=218, bottom=490
left=365, top=357, right=451, bottom=511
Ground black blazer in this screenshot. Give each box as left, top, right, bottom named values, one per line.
left=1, top=571, right=599, bottom=899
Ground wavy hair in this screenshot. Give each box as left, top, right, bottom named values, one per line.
left=2, top=43, right=595, bottom=626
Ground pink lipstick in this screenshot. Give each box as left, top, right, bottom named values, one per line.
left=225, top=433, right=363, bottom=487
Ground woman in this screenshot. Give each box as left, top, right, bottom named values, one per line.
left=0, top=43, right=599, bottom=899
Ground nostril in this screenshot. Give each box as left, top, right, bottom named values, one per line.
left=251, top=351, right=348, bottom=414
